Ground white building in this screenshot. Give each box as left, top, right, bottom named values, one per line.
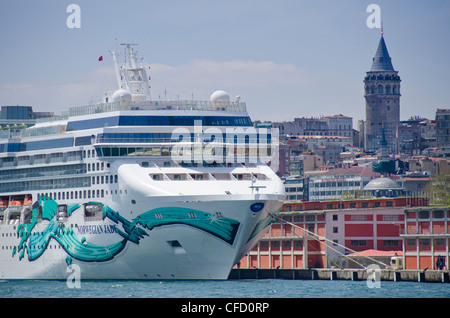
left=308, top=166, right=400, bottom=201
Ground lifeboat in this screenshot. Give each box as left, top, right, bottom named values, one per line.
left=9, top=197, right=23, bottom=207
left=0, top=198, right=8, bottom=208
left=23, top=195, right=32, bottom=205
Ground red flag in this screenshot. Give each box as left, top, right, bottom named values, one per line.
left=98, top=56, right=103, bottom=61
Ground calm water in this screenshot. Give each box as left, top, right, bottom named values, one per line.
left=0, top=279, right=449, bottom=298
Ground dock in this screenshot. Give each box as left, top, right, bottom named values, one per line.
left=229, top=268, right=450, bottom=283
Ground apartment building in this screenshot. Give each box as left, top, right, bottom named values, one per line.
left=238, top=197, right=429, bottom=270
left=402, top=206, right=450, bottom=270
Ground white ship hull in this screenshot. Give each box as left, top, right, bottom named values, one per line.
left=0, top=44, right=285, bottom=280
left=0, top=163, right=284, bottom=280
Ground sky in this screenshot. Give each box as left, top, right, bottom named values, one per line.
left=0, top=0, right=449, bottom=126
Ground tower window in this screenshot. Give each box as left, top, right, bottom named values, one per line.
left=378, top=85, right=383, bottom=94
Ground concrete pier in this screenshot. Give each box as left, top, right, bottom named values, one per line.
left=229, top=268, right=450, bottom=283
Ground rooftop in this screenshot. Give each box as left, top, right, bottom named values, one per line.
left=370, top=35, right=395, bottom=72
left=363, top=177, right=403, bottom=191
left=319, top=165, right=380, bottom=178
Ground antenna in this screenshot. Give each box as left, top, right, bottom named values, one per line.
left=110, top=50, right=123, bottom=90
left=109, top=43, right=151, bottom=101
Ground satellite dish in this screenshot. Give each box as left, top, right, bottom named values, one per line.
left=210, top=90, right=230, bottom=109
left=111, top=89, right=132, bottom=102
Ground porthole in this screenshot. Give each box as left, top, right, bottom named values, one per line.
left=250, top=202, right=265, bottom=212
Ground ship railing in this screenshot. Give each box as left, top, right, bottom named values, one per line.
left=67, top=100, right=247, bottom=117
left=94, top=137, right=231, bottom=144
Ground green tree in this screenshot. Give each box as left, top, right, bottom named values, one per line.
left=424, top=173, right=450, bottom=206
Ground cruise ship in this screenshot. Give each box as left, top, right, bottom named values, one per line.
left=0, top=44, right=285, bottom=280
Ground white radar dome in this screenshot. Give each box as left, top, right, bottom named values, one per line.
left=210, top=90, right=230, bottom=109
left=111, top=89, right=132, bottom=102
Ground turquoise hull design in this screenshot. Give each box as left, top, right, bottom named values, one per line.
left=14, top=198, right=240, bottom=264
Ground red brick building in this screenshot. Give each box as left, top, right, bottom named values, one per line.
left=402, top=206, right=450, bottom=270
left=238, top=198, right=431, bottom=269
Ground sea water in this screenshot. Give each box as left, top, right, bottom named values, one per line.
left=0, top=279, right=448, bottom=298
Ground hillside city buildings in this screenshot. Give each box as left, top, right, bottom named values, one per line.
left=241, top=31, right=450, bottom=272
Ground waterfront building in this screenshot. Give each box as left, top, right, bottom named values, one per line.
left=237, top=197, right=429, bottom=270
left=238, top=205, right=327, bottom=269
left=307, top=165, right=395, bottom=201
left=283, top=175, right=309, bottom=202
left=402, top=206, right=450, bottom=270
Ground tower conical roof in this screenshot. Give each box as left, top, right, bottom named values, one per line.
left=370, top=35, right=395, bottom=71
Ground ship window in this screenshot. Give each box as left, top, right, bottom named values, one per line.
left=22, top=138, right=74, bottom=152
left=211, top=173, right=234, bottom=180
left=232, top=173, right=252, bottom=180
left=120, top=148, right=128, bottom=156
left=102, top=147, right=111, bottom=156
left=167, top=173, right=188, bottom=181
left=150, top=174, right=165, bottom=181
left=67, top=115, right=251, bottom=132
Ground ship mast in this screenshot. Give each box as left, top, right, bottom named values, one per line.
left=110, top=43, right=151, bottom=101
